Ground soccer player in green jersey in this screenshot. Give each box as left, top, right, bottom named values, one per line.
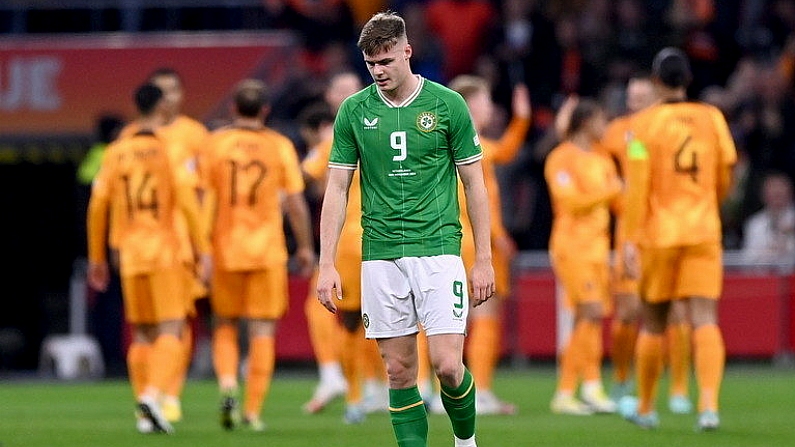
left=316, top=11, right=495, bottom=447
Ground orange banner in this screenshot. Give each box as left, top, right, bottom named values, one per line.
left=0, top=32, right=299, bottom=136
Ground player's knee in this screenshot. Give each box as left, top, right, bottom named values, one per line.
left=432, top=358, right=463, bottom=389
left=384, top=357, right=416, bottom=388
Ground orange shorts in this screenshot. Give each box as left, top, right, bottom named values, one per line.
left=211, top=265, right=288, bottom=319
left=639, top=242, right=722, bottom=303
left=550, top=252, right=611, bottom=310
left=461, top=235, right=512, bottom=297
left=122, top=268, right=188, bottom=325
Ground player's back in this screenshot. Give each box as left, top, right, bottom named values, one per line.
left=206, top=126, right=305, bottom=270
left=101, top=131, right=181, bottom=275
left=631, top=101, right=736, bottom=247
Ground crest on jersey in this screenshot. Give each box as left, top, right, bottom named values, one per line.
left=416, top=112, right=437, bottom=132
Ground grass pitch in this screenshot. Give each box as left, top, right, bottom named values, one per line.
left=0, top=365, right=791, bottom=447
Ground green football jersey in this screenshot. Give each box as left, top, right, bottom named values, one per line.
left=329, top=76, right=483, bottom=261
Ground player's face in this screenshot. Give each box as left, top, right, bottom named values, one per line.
left=363, top=40, right=412, bottom=95
left=466, top=89, right=493, bottom=131
left=151, top=75, right=184, bottom=117
left=325, top=73, right=362, bottom=112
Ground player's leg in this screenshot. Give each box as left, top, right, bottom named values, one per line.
left=679, top=242, right=724, bottom=431
left=362, top=259, right=426, bottom=447
left=577, top=300, right=615, bottom=414
left=210, top=269, right=243, bottom=430
left=666, top=299, right=692, bottom=414
left=339, top=310, right=366, bottom=423
left=466, top=247, right=515, bottom=415
left=241, top=266, right=288, bottom=431
left=626, top=247, right=677, bottom=429
left=412, top=255, right=476, bottom=447
left=609, top=261, right=640, bottom=400
left=361, top=337, right=390, bottom=413
left=303, top=269, right=346, bottom=413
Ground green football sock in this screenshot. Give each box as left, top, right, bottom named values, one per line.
left=440, top=368, right=476, bottom=440
left=389, top=386, right=428, bottom=447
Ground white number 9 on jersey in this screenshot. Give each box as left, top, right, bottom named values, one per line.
left=390, top=131, right=407, bottom=162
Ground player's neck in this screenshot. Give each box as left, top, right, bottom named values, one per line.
left=570, top=133, right=592, bottom=152
left=234, top=116, right=264, bottom=130
left=383, top=74, right=419, bottom=105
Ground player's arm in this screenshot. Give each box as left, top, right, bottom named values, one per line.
left=712, top=109, right=737, bottom=202
left=492, top=84, right=532, bottom=165
left=284, top=191, right=315, bottom=277
left=458, top=160, right=495, bottom=307
left=547, top=160, right=621, bottom=213
left=317, top=167, right=354, bottom=314
left=175, top=173, right=212, bottom=284
left=621, top=138, right=652, bottom=278
left=86, top=167, right=112, bottom=292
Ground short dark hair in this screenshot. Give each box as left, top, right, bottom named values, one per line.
left=357, top=11, right=406, bottom=56
left=234, top=79, right=268, bottom=118
left=298, top=102, right=334, bottom=131
left=566, top=98, right=602, bottom=137
left=652, top=47, right=692, bottom=88
left=134, top=83, right=163, bottom=115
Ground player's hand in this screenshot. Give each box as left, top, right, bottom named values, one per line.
left=623, top=242, right=641, bottom=280
left=294, top=246, right=316, bottom=278
left=316, top=263, right=342, bottom=314
left=469, top=258, right=496, bottom=307
left=87, top=261, right=110, bottom=292
left=197, top=253, right=213, bottom=286
left=554, top=95, right=578, bottom=138
left=512, top=83, right=532, bottom=120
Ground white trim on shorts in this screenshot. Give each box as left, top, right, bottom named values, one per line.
left=360, top=255, right=469, bottom=339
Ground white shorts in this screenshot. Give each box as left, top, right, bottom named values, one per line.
left=361, top=255, right=469, bottom=339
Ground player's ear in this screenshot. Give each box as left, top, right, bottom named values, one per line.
left=261, top=104, right=272, bottom=122
left=404, top=43, right=412, bottom=61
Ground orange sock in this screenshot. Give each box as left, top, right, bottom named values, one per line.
left=244, top=335, right=275, bottom=419
left=416, top=328, right=432, bottom=390
left=466, top=316, right=501, bottom=391
left=635, top=332, right=664, bottom=414
left=579, top=320, right=604, bottom=383
left=212, top=324, right=239, bottom=389
left=165, top=323, right=192, bottom=398
left=611, top=320, right=638, bottom=383
left=127, top=341, right=151, bottom=398
left=148, top=334, right=183, bottom=393
left=305, top=291, right=341, bottom=365
left=340, top=326, right=364, bottom=404
left=666, top=323, right=691, bottom=397
left=693, top=324, right=724, bottom=413
left=556, top=321, right=591, bottom=394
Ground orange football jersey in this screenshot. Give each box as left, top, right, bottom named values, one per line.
left=302, top=137, right=363, bottom=240
left=204, top=126, right=305, bottom=271
left=545, top=141, right=622, bottom=262
left=623, top=101, right=736, bottom=247
left=88, top=131, right=207, bottom=276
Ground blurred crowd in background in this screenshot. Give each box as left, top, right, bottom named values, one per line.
left=6, top=0, right=795, bottom=253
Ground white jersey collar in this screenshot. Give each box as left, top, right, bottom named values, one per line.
left=376, top=75, right=424, bottom=108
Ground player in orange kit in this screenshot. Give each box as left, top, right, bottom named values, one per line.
left=545, top=99, right=621, bottom=415
left=599, top=77, right=694, bottom=413
left=203, top=79, right=315, bottom=431
left=117, top=68, right=211, bottom=423
left=447, top=75, right=531, bottom=415
left=621, top=48, right=736, bottom=431
left=87, top=83, right=211, bottom=434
